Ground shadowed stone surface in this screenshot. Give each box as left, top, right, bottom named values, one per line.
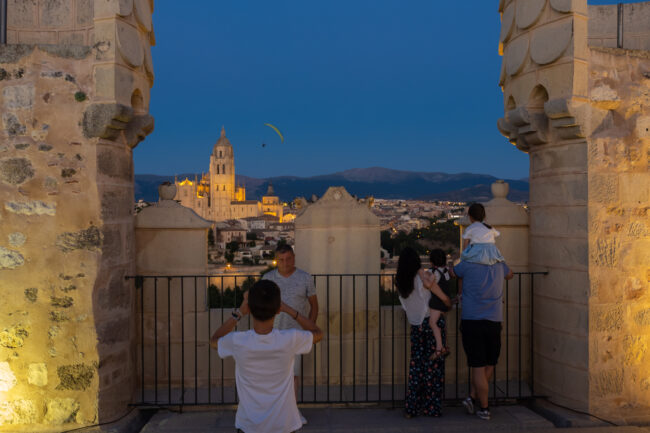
left=56, top=364, right=94, bottom=391
left=0, top=157, right=33, bottom=184
left=55, top=226, right=102, bottom=252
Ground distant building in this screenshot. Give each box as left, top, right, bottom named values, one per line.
left=174, top=127, right=284, bottom=223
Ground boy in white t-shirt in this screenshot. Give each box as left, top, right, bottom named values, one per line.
left=210, top=280, right=323, bottom=433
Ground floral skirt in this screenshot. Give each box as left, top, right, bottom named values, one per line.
left=404, top=316, right=446, bottom=416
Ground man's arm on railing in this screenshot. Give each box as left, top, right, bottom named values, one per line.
left=281, top=302, right=323, bottom=344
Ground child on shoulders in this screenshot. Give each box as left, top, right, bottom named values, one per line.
left=461, top=203, right=505, bottom=266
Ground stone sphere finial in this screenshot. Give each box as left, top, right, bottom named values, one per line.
left=491, top=180, right=509, bottom=199
left=158, top=182, right=177, bottom=201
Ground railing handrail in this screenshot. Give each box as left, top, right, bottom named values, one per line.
left=126, top=271, right=548, bottom=279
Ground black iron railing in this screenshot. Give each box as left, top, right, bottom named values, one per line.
left=127, top=272, right=546, bottom=407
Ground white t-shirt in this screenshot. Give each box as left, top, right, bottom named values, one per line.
left=218, top=328, right=314, bottom=433
left=462, top=221, right=500, bottom=244
left=398, top=274, right=432, bottom=326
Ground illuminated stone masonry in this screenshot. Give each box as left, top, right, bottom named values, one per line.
left=497, top=0, right=650, bottom=422
left=0, top=0, right=155, bottom=431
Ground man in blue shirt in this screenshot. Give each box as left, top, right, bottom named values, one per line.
left=453, top=261, right=514, bottom=420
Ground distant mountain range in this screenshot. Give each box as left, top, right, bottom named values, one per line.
left=135, top=167, right=529, bottom=203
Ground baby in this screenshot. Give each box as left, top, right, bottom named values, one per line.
left=426, top=249, right=451, bottom=359
left=461, top=203, right=505, bottom=266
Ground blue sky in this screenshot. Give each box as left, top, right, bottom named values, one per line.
left=134, top=0, right=630, bottom=179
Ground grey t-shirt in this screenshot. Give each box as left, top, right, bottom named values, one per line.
left=262, top=268, right=316, bottom=330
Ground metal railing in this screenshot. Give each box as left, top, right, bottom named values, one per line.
left=127, top=272, right=546, bottom=408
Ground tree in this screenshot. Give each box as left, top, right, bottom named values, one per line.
left=246, top=232, right=258, bottom=241
left=226, top=240, right=239, bottom=252
left=225, top=251, right=234, bottom=263
left=208, top=228, right=215, bottom=247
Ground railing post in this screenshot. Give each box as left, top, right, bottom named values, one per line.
left=0, top=0, right=7, bottom=45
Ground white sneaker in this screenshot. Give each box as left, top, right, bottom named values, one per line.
left=299, top=412, right=307, bottom=425
left=476, top=408, right=491, bottom=420
left=462, top=397, right=475, bottom=414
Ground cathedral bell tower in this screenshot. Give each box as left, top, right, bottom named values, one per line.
left=209, top=127, right=236, bottom=220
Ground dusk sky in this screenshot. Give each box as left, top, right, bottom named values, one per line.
left=134, top=0, right=631, bottom=180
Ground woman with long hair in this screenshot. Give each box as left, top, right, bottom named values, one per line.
left=396, top=247, right=451, bottom=418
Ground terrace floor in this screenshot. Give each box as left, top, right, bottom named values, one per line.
left=139, top=405, right=650, bottom=433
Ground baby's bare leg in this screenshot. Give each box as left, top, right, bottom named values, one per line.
left=428, top=309, right=443, bottom=352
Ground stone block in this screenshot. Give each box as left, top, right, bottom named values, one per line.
left=619, top=173, right=649, bottom=205
left=2, top=84, right=34, bottom=109
left=529, top=174, right=587, bottom=206
left=589, top=173, right=619, bottom=203
left=530, top=144, right=588, bottom=174
left=56, top=363, right=95, bottom=390
left=28, top=363, right=48, bottom=386
left=98, top=316, right=130, bottom=345
left=591, top=304, right=623, bottom=332
left=591, top=368, right=623, bottom=397
left=55, top=225, right=102, bottom=252
left=8, top=0, right=36, bottom=27
left=39, top=0, right=73, bottom=28
left=44, top=398, right=79, bottom=424
left=0, top=362, right=17, bottom=391
left=8, top=232, right=26, bottom=247
left=0, top=246, right=25, bottom=269
left=534, top=297, right=587, bottom=338
left=530, top=206, right=587, bottom=237
left=529, top=235, right=588, bottom=270
left=0, top=399, right=38, bottom=425
left=0, top=157, right=34, bottom=184
left=2, top=113, right=26, bottom=136
left=590, top=237, right=621, bottom=268
left=58, top=30, right=86, bottom=45
left=5, top=200, right=56, bottom=215
left=76, top=0, right=94, bottom=26
left=101, top=187, right=133, bottom=220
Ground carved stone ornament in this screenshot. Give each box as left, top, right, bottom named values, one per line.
left=134, top=0, right=153, bottom=32
left=500, top=3, right=515, bottom=43
left=530, top=19, right=573, bottom=65
left=550, top=0, right=572, bottom=13
left=83, top=104, right=154, bottom=148
left=117, top=21, right=144, bottom=68
left=516, top=0, right=547, bottom=29
left=544, top=98, right=585, bottom=139
left=498, top=106, right=548, bottom=152
left=505, top=36, right=529, bottom=76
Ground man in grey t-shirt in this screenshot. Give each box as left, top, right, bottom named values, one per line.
left=262, top=246, right=318, bottom=376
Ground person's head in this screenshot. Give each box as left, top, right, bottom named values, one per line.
left=429, top=249, right=446, bottom=268
left=248, top=279, right=281, bottom=322
left=275, top=244, right=295, bottom=275
left=467, top=203, right=492, bottom=229
left=395, top=247, right=421, bottom=298
left=468, top=203, right=486, bottom=223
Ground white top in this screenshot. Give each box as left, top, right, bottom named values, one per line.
left=462, top=221, right=500, bottom=244
left=431, top=266, right=450, bottom=283
left=218, top=328, right=314, bottom=433
left=398, top=274, right=432, bottom=326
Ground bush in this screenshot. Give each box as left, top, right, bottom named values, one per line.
left=208, top=277, right=256, bottom=308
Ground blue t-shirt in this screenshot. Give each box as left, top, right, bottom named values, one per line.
left=453, top=261, right=511, bottom=322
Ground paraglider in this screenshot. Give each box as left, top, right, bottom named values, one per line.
left=264, top=123, right=284, bottom=143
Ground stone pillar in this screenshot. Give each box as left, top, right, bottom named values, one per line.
left=0, top=1, right=155, bottom=430
left=294, top=186, right=381, bottom=386
left=496, top=0, right=650, bottom=420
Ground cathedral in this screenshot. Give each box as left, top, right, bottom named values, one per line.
left=174, top=127, right=284, bottom=222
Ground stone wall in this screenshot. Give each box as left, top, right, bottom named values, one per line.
left=497, top=0, right=650, bottom=421
left=0, top=0, right=155, bottom=431
left=7, top=0, right=95, bottom=46
left=587, top=47, right=650, bottom=421
left=588, top=2, right=650, bottom=51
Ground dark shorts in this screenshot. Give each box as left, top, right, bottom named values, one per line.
left=460, top=319, right=502, bottom=368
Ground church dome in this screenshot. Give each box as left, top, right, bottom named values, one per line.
left=213, top=126, right=232, bottom=155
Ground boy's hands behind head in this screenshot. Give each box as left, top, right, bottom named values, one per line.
left=239, top=291, right=250, bottom=316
